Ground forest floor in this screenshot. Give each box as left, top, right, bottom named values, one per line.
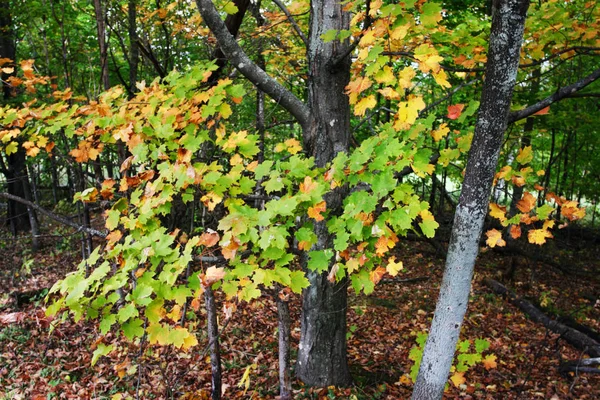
left=0, top=214, right=599, bottom=399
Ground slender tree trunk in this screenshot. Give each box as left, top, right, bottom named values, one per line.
left=0, top=0, right=15, bottom=99
left=128, top=0, right=139, bottom=95
left=412, top=1, right=530, bottom=399
left=204, top=286, right=222, bottom=400
left=93, top=0, right=110, bottom=91
left=276, top=291, right=292, bottom=399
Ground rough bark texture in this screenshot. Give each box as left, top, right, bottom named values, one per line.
left=484, top=278, right=600, bottom=357
left=412, top=1, right=530, bottom=399
left=295, top=0, right=353, bottom=387
left=205, top=287, right=222, bottom=400
left=128, top=0, right=139, bottom=96
left=276, top=295, right=292, bottom=399
left=93, top=0, right=110, bottom=90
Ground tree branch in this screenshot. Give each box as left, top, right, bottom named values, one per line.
left=0, top=192, right=108, bottom=238
left=508, top=67, right=600, bottom=123
left=271, top=0, right=307, bottom=46
left=195, top=0, right=310, bottom=128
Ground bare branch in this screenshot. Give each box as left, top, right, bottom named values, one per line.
left=508, top=67, right=600, bottom=123
left=0, top=192, right=108, bottom=238
left=271, top=0, right=307, bottom=46
left=195, top=0, right=310, bottom=128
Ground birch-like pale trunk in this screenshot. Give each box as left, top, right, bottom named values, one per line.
left=412, top=1, right=530, bottom=399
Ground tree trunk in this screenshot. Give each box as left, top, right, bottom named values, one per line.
left=412, top=1, right=530, bottom=399
left=276, top=292, right=292, bottom=399
left=295, top=0, right=353, bottom=387
left=0, top=0, right=15, bottom=99
left=128, top=0, right=139, bottom=96
left=93, top=0, right=110, bottom=91
left=204, top=286, right=222, bottom=400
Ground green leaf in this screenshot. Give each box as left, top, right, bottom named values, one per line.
left=131, top=284, right=154, bottom=306
left=122, top=318, right=145, bottom=340
left=536, top=204, right=555, bottom=220
left=321, top=29, right=339, bottom=42
left=99, top=313, right=116, bottom=334
left=307, top=250, right=333, bottom=272
left=91, top=343, right=114, bottom=366
left=290, top=271, right=309, bottom=293
left=457, top=340, right=471, bottom=353
left=474, top=338, right=490, bottom=353
left=117, top=303, right=139, bottom=323
left=223, top=2, right=239, bottom=15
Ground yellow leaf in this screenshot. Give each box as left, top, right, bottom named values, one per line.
left=374, top=66, right=396, bottom=85
left=300, top=176, right=318, bottom=194
left=377, top=87, right=400, bottom=100
left=201, top=192, right=223, bottom=211
left=181, top=332, right=199, bottom=351
left=386, top=256, right=403, bottom=276
left=395, top=96, right=425, bottom=130
left=489, top=203, right=507, bottom=223
left=354, top=95, right=377, bottom=117
left=450, top=372, right=466, bottom=387
left=237, top=363, right=257, bottom=395
left=483, top=354, right=497, bottom=370
left=284, top=138, right=302, bottom=154
left=431, top=123, right=450, bottom=142
left=528, top=228, right=553, bottom=245
left=1, top=67, right=14, bottom=74
left=516, top=146, right=533, bottom=164
left=485, top=229, right=506, bottom=248
left=219, top=103, right=232, bottom=119
left=398, top=66, right=416, bottom=89
left=390, top=23, right=410, bottom=41
left=543, top=219, right=555, bottom=230
left=346, top=258, right=360, bottom=274
left=433, top=69, right=451, bottom=88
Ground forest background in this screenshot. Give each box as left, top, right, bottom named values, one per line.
left=0, top=0, right=599, bottom=399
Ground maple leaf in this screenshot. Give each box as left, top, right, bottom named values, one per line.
left=450, top=372, right=466, bottom=387
left=489, top=203, right=507, bottom=222
left=533, top=106, right=550, bottom=115
left=354, top=95, right=377, bottom=117
left=201, top=192, right=223, bottom=211
left=481, top=353, right=498, bottom=370
left=199, top=230, right=220, bottom=247
left=345, top=76, right=372, bottom=96
left=327, top=263, right=340, bottom=283
left=516, top=146, right=533, bottom=165
left=398, top=66, right=416, bottom=89
left=308, top=201, right=326, bottom=221
left=386, top=256, right=403, bottom=276
left=509, top=225, right=521, bottom=239
left=203, top=266, right=226, bottom=286
left=374, top=66, right=396, bottom=85
left=528, top=228, right=553, bottom=245
left=516, top=192, right=536, bottom=213
left=433, top=69, right=451, bottom=88
left=431, top=123, right=450, bottom=142
left=284, top=138, right=302, bottom=154
left=346, top=258, right=360, bottom=273
left=485, top=229, right=506, bottom=248
left=375, top=235, right=395, bottom=256
left=299, top=176, right=318, bottom=194
left=447, top=104, right=465, bottom=120
left=369, top=266, right=386, bottom=285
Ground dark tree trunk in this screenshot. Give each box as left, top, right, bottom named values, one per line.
left=128, top=0, right=139, bottom=96
left=204, top=286, right=222, bottom=400
left=0, top=0, right=15, bottom=99
left=413, top=1, right=530, bottom=399
left=93, top=0, right=110, bottom=90
left=295, top=0, right=353, bottom=387
left=276, top=293, right=292, bottom=399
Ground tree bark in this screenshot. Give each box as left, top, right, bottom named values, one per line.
left=412, top=1, right=530, bottom=399
left=294, top=0, right=353, bottom=387
left=204, top=286, right=222, bottom=400
left=93, top=0, right=110, bottom=91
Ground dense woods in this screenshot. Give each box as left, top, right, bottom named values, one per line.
left=1, top=0, right=599, bottom=398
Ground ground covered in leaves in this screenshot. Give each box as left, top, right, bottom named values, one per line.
left=1, top=218, right=599, bottom=399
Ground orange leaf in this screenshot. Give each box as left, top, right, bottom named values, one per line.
left=369, top=266, right=386, bottom=285
left=533, top=106, right=550, bottom=116
left=199, top=229, right=220, bottom=247
left=308, top=201, right=326, bottom=221
left=516, top=192, right=536, bottom=213
left=375, top=235, right=395, bottom=256
left=203, top=266, right=226, bottom=286
left=299, top=176, right=318, bottom=194
left=447, top=104, right=465, bottom=120
left=509, top=225, right=521, bottom=239
left=482, top=354, right=497, bottom=370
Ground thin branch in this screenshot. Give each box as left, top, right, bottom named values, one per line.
left=0, top=192, right=108, bottom=238
left=195, top=0, right=310, bottom=128
left=271, top=0, right=307, bottom=46
left=508, top=67, right=600, bottom=123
